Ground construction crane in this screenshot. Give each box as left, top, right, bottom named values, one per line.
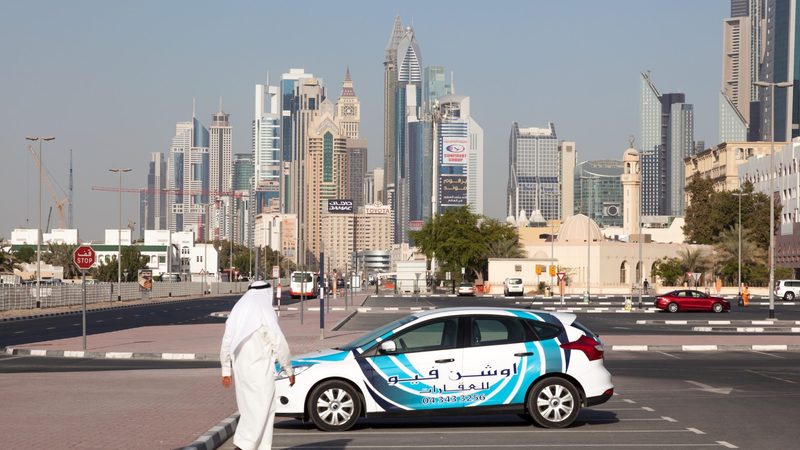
left=27, top=144, right=68, bottom=229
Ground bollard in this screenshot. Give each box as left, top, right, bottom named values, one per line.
left=624, top=296, right=632, bottom=311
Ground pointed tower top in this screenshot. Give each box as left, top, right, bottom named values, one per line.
left=192, top=98, right=196, bottom=119
left=345, top=66, right=352, bottom=82
left=385, top=14, right=404, bottom=62
left=218, top=96, right=224, bottom=113
left=341, top=67, right=356, bottom=97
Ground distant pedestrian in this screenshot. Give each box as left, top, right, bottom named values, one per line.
left=220, top=281, right=294, bottom=450
left=643, top=278, right=649, bottom=294
left=742, top=284, right=750, bottom=307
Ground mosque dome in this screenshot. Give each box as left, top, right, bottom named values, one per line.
left=557, top=214, right=603, bottom=243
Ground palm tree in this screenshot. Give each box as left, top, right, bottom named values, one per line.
left=713, top=225, right=767, bottom=285
left=44, top=243, right=79, bottom=279
left=0, top=242, right=19, bottom=273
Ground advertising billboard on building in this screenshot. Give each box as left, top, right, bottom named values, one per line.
left=442, top=137, right=468, bottom=166
left=327, top=199, right=354, bottom=213
left=439, top=175, right=468, bottom=207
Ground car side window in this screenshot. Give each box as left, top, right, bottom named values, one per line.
left=525, top=320, right=562, bottom=341
left=470, top=317, right=529, bottom=347
left=389, top=318, right=459, bottom=354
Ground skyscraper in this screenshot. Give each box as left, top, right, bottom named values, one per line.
left=167, top=106, right=209, bottom=236
left=232, top=153, right=253, bottom=246
left=639, top=72, right=694, bottom=216
left=209, top=100, right=232, bottom=196
left=574, top=160, right=624, bottom=228
left=336, top=67, right=360, bottom=139
left=253, top=83, right=281, bottom=215
left=347, top=139, right=368, bottom=208
left=507, top=122, right=561, bottom=222
left=719, top=91, right=749, bottom=142
left=383, top=16, right=404, bottom=205
left=280, top=69, right=315, bottom=214
left=758, top=0, right=799, bottom=141
left=144, top=152, right=167, bottom=232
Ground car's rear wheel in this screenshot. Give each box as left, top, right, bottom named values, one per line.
left=308, top=380, right=361, bottom=432
left=527, top=377, right=581, bottom=428
left=667, top=302, right=679, bottom=313
left=785, top=292, right=795, bottom=301
left=712, top=302, right=724, bottom=313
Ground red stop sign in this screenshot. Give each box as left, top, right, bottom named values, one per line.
left=73, top=245, right=96, bottom=270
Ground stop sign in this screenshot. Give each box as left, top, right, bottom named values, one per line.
left=73, top=245, right=96, bottom=270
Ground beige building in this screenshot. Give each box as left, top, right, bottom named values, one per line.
left=254, top=213, right=298, bottom=264
left=621, top=146, right=641, bottom=236
left=321, top=202, right=393, bottom=272
left=683, top=142, right=786, bottom=197
left=560, top=141, right=576, bottom=220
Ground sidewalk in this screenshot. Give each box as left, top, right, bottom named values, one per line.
left=0, top=293, right=369, bottom=450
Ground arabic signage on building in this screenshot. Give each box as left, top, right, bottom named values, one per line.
left=327, top=199, right=354, bottom=213
left=439, top=175, right=468, bottom=207
left=442, top=137, right=468, bottom=165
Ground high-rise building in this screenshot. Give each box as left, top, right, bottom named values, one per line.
left=434, top=94, right=483, bottom=215
left=719, top=91, right=749, bottom=142
left=347, top=139, right=368, bottom=208
left=506, top=122, right=561, bottom=222
left=280, top=69, right=315, bottom=214
left=574, top=160, right=624, bottom=228
left=253, top=83, right=281, bottom=216
left=364, top=167, right=385, bottom=206
left=144, top=152, right=167, bottom=232
left=231, top=152, right=253, bottom=246
left=167, top=107, right=209, bottom=236
left=639, top=72, right=694, bottom=216
left=304, top=100, right=348, bottom=265
left=722, top=0, right=765, bottom=140
left=560, top=141, right=576, bottom=220
left=336, top=68, right=360, bottom=139
left=209, top=101, right=232, bottom=196
left=423, top=66, right=449, bottom=112
left=321, top=202, right=393, bottom=273
left=232, top=153, right=253, bottom=191
left=758, top=0, right=799, bottom=142
left=383, top=16, right=427, bottom=242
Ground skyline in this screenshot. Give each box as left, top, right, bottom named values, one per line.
left=0, top=1, right=728, bottom=241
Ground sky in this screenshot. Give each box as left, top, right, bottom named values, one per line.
left=0, top=1, right=729, bottom=242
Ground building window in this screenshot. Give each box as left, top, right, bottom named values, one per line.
left=620, top=261, right=628, bottom=284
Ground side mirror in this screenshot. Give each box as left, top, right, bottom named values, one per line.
left=379, top=340, right=397, bottom=354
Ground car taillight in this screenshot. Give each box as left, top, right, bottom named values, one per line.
left=561, top=334, right=604, bottom=361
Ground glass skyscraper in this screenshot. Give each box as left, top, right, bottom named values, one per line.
left=574, top=160, right=624, bottom=228
left=759, top=0, right=799, bottom=142
left=507, top=122, right=560, bottom=222
left=719, top=92, right=749, bottom=142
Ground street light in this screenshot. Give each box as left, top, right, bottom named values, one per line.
left=541, top=191, right=559, bottom=295
left=732, top=191, right=752, bottom=297
left=109, top=168, right=132, bottom=301
left=638, top=149, right=656, bottom=309
left=580, top=175, right=598, bottom=302
left=26, top=136, right=54, bottom=307
left=753, top=80, right=792, bottom=320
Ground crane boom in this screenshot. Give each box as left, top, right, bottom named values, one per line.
left=27, top=144, right=68, bottom=229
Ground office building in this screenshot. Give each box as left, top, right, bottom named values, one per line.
left=144, top=152, right=167, bottom=233
left=574, top=160, right=624, bottom=228
left=167, top=107, right=209, bottom=237
left=384, top=15, right=404, bottom=205
left=336, top=68, right=360, bottom=139
left=253, top=83, right=281, bottom=216
left=280, top=69, right=315, bottom=213
left=758, top=0, right=799, bottom=142
left=364, top=167, right=384, bottom=206
left=507, top=122, right=561, bottom=222
left=347, top=139, right=368, bottom=209
left=321, top=202, right=393, bottom=273
left=719, top=91, right=749, bottom=143
left=209, top=101, right=232, bottom=197
left=254, top=213, right=297, bottom=265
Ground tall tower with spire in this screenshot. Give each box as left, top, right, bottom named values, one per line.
left=383, top=15, right=404, bottom=206
left=209, top=98, right=232, bottom=196
left=336, top=67, right=360, bottom=139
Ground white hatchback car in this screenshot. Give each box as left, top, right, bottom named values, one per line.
left=775, top=280, right=800, bottom=300
left=504, top=277, right=525, bottom=296
left=275, top=307, right=613, bottom=431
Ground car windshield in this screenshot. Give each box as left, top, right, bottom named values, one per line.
left=292, top=273, right=313, bottom=283
left=460, top=282, right=472, bottom=287
left=509, top=279, right=522, bottom=284
left=335, top=314, right=419, bottom=352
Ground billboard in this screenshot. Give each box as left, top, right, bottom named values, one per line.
left=327, top=199, right=354, bottom=213
left=442, top=137, right=468, bottom=165
left=138, top=269, right=153, bottom=292
left=439, top=175, right=468, bottom=207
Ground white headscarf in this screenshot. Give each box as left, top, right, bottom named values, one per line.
left=227, top=280, right=280, bottom=355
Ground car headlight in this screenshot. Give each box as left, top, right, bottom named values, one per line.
left=276, top=365, right=311, bottom=380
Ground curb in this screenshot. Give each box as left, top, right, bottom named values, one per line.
left=332, top=310, right=358, bottom=331
left=183, top=412, right=239, bottom=450
left=692, top=326, right=800, bottom=333
left=638, top=319, right=800, bottom=325
left=610, top=344, right=800, bottom=352
left=3, top=346, right=220, bottom=361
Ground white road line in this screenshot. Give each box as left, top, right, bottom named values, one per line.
left=657, top=351, right=681, bottom=359
left=687, top=427, right=705, bottom=434
left=46, top=327, right=55, bottom=330
left=0, top=356, right=28, bottom=362
left=13, top=331, right=24, bottom=334
left=274, top=429, right=697, bottom=436
left=752, top=351, right=786, bottom=359
left=95, top=320, right=103, bottom=323
left=115, top=317, right=123, bottom=320
left=745, top=369, right=797, bottom=384
left=661, top=416, right=677, bottom=422
left=642, top=406, right=655, bottom=412
left=717, top=441, right=738, bottom=449
left=623, top=399, right=637, bottom=404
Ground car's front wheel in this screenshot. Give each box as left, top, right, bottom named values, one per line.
left=784, top=291, right=795, bottom=301
left=527, top=377, right=581, bottom=428
left=308, top=380, right=361, bottom=432
left=712, top=302, right=724, bottom=313
left=667, top=302, right=679, bottom=313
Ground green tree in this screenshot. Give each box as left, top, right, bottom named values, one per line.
left=652, top=257, right=684, bottom=286
left=44, top=243, right=78, bottom=279
left=93, top=246, right=149, bottom=282
left=0, top=241, right=20, bottom=273
left=14, top=246, right=35, bottom=264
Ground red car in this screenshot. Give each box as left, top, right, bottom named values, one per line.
left=654, top=290, right=730, bottom=313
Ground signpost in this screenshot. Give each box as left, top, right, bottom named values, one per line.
left=73, top=245, right=96, bottom=350
left=557, top=272, right=566, bottom=305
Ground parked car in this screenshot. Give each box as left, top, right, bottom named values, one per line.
left=504, top=277, right=524, bottom=296
left=274, top=307, right=613, bottom=431
left=654, top=290, right=730, bottom=313
left=774, top=280, right=800, bottom=300
left=457, top=282, right=475, bottom=296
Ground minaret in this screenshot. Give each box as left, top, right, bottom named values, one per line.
left=621, top=142, right=641, bottom=237
left=336, top=67, right=360, bottom=138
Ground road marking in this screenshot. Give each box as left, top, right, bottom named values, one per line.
left=30, top=349, right=47, bottom=356
left=623, top=399, right=637, bottom=404
left=105, top=352, right=133, bottom=359
left=683, top=345, right=718, bottom=351
left=96, top=320, right=104, bottom=323
left=717, top=441, right=738, bottom=449
left=752, top=350, right=786, bottom=358
left=657, top=351, right=681, bottom=359
left=687, top=427, right=705, bottom=434
left=274, top=429, right=699, bottom=436
left=64, top=351, right=85, bottom=358
left=0, top=356, right=27, bottom=362
left=116, top=317, right=123, bottom=320
left=46, top=327, right=55, bottom=330
left=641, top=406, right=655, bottom=412
left=661, top=416, right=677, bottom=422
left=685, top=380, right=733, bottom=394
left=745, top=369, right=796, bottom=384
left=13, top=331, right=24, bottom=334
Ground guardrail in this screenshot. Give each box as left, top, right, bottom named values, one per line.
left=0, top=281, right=250, bottom=312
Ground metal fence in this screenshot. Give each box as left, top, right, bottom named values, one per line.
left=0, top=281, right=250, bottom=312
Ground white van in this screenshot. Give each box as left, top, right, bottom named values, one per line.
left=504, top=277, right=525, bottom=296
left=774, top=280, right=800, bottom=300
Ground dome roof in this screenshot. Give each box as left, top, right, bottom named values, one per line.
left=623, top=148, right=639, bottom=161
left=557, top=214, right=603, bottom=243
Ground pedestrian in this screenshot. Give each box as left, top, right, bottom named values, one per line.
left=742, top=284, right=750, bottom=307
left=643, top=278, right=649, bottom=294
left=220, top=280, right=295, bottom=450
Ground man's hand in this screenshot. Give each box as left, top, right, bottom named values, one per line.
left=289, top=374, right=296, bottom=387
left=221, top=376, right=232, bottom=388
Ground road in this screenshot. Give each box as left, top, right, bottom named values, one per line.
left=0, top=354, right=218, bottom=372
left=225, top=351, right=800, bottom=449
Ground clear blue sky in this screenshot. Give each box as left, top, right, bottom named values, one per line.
left=0, top=1, right=728, bottom=241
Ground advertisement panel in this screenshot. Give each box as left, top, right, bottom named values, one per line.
left=439, top=175, right=468, bottom=206
left=442, top=137, right=468, bottom=165
left=327, top=199, right=354, bottom=213
left=138, top=269, right=153, bottom=292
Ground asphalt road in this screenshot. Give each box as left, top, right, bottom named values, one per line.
left=0, top=354, right=218, bottom=372
left=241, top=351, right=800, bottom=449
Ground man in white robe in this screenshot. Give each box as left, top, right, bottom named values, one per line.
left=221, top=281, right=295, bottom=450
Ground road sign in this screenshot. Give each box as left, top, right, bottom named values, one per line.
left=557, top=272, right=566, bottom=282
left=535, top=265, right=543, bottom=276
left=549, top=265, right=556, bottom=277
left=73, top=245, right=96, bottom=270
left=272, top=265, right=280, bottom=279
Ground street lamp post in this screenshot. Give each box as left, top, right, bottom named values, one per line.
left=580, top=175, right=598, bottom=301
left=638, top=150, right=656, bottom=309
left=732, top=191, right=752, bottom=297
left=25, top=136, right=55, bottom=308
left=753, top=80, right=792, bottom=320
left=109, top=168, right=132, bottom=301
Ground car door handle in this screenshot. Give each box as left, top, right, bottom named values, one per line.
left=435, top=358, right=455, bottom=363
left=514, top=352, right=533, bottom=357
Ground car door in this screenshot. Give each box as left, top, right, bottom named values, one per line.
left=689, top=290, right=707, bottom=310
left=460, top=315, right=538, bottom=408
left=362, top=316, right=463, bottom=411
